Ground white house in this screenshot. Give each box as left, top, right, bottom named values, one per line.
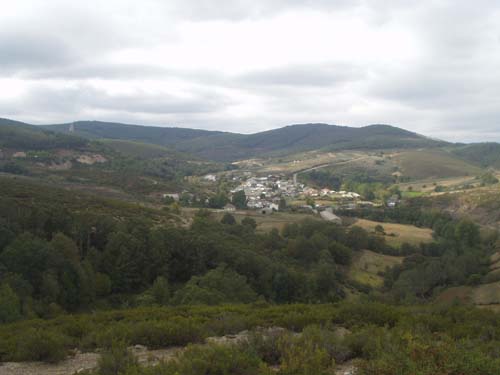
left=320, top=210, right=342, bottom=224
left=203, top=174, right=217, bottom=182
left=223, top=203, right=236, bottom=212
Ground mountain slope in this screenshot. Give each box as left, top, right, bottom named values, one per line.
left=452, top=143, right=500, bottom=169
left=175, top=123, right=448, bottom=161
left=0, top=118, right=88, bottom=150
left=0, top=119, right=221, bottom=194
left=44, top=121, right=225, bottom=146
left=7, top=118, right=452, bottom=161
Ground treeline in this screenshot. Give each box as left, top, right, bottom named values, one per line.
left=0, top=177, right=401, bottom=323
left=0, top=123, right=87, bottom=150
left=341, top=207, right=497, bottom=301
left=1, top=177, right=496, bottom=323
left=0, top=203, right=369, bottom=322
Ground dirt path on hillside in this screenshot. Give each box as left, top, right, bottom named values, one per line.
left=0, top=330, right=357, bottom=375
left=0, top=346, right=182, bottom=375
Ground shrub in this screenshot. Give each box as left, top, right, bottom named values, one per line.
left=97, top=341, right=138, bottom=375
left=245, top=329, right=286, bottom=365
left=14, top=328, right=69, bottom=363
left=277, top=326, right=335, bottom=375
left=128, top=319, right=204, bottom=349
left=159, top=343, right=265, bottom=375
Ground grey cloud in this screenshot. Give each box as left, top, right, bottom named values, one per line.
left=20, top=63, right=176, bottom=80
left=0, top=84, right=230, bottom=118
left=238, top=63, right=364, bottom=87
left=0, top=32, right=76, bottom=71
left=1, top=0, right=500, bottom=142
left=169, top=0, right=359, bottom=21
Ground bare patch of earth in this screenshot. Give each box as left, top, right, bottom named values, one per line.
left=0, top=328, right=356, bottom=375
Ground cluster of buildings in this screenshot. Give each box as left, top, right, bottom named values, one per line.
left=230, top=175, right=291, bottom=210
left=302, top=187, right=361, bottom=200
left=229, top=174, right=364, bottom=211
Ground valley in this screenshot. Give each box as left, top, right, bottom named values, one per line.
left=2, top=118, right=500, bottom=374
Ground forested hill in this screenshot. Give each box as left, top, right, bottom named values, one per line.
left=174, top=123, right=447, bottom=161
left=452, top=142, right=500, bottom=169
left=0, top=118, right=88, bottom=150
left=41, top=120, right=447, bottom=161
left=43, top=120, right=225, bottom=146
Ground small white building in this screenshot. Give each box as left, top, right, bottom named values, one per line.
left=223, top=203, right=236, bottom=212
left=269, top=203, right=279, bottom=211
left=203, top=174, right=217, bottom=182
left=320, top=210, right=342, bottom=224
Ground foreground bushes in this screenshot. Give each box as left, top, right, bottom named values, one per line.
left=13, top=328, right=70, bottom=363
left=84, top=319, right=500, bottom=375
left=1, top=302, right=500, bottom=374
left=0, top=304, right=337, bottom=362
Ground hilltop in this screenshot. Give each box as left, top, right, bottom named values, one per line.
left=0, top=119, right=222, bottom=195
left=39, top=120, right=446, bottom=161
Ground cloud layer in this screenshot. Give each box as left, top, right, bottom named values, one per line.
left=1, top=0, right=500, bottom=141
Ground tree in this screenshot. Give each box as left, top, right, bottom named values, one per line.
left=279, top=197, right=287, bottom=211
left=173, top=266, right=257, bottom=305
left=232, top=190, right=247, bottom=209
left=306, top=197, right=315, bottom=207
left=242, top=217, right=257, bottom=230
left=328, top=241, right=352, bottom=265
left=208, top=193, right=229, bottom=209
left=221, top=213, right=236, bottom=225
left=151, top=276, right=170, bottom=305
left=454, top=219, right=480, bottom=247
left=0, top=283, right=21, bottom=323
left=0, top=234, right=50, bottom=291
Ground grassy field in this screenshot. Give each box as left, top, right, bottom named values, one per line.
left=254, top=150, right=369, bottom=174
left=352, top=218, right=434, bottom=247
left=399, top=175, right=480, bottom=193
left=392, top=150, right=483, bottom=180
left=439, top=281, right=500, bottom=307
left=182, top=208, right=320, bottom=232
left=348, top=249, right=403, bottom=288
left=491, top=252, right=500, bottom=269
left=436, top=286, right=474, bottom=305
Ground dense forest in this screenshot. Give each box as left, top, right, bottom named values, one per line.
left=0, top=176, right=495, bottom=323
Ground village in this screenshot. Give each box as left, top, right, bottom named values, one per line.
left=227, top=173, right=363, bottom=209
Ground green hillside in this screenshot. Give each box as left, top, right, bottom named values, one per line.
left=44, top=120, right=447, bottom=161
left=44, top=120, right=224, bottom=146
left=452, top=143, right=500, bottom=169
left=393, top=150, right=484, bottom=180
left=175, top=123, right=449, bottom=161
left=0, top=118, right=87, bottom=150
left=100, top=139, right=182, bottom=159
left=0, top=120, right=222, bottom=195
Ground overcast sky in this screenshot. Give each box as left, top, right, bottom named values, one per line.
left=1, top=0, right=500, bottom=141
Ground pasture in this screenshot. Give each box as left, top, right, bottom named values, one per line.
left=181, top=208, right=320, bottom=233
left=352, top=218, right=434, bottom=247
left=348, top=249, right=403, bottom=288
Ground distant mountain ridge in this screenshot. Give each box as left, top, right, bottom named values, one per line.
left=17, top=117, right=500, bottom=165
left=33, top=119, right=446, bottom=161
left=43, top=120, right=225, bottom=146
